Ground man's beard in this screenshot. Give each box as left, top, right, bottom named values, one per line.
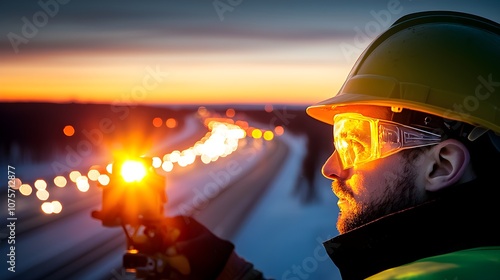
left=336, top=158, right=423, bottom=234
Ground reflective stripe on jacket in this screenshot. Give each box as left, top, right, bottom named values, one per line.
left=368, top=246, right=500, bottom=280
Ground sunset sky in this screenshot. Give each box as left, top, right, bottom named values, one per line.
left=1, top=0, right=499, bottom=105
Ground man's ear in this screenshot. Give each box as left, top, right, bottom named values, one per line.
left=424, top=139, right=470, bottom=192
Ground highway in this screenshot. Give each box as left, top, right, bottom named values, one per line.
left=1, top=114, right=290, bottom=280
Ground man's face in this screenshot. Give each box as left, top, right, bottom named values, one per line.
left=322, top=106, right=429, bottom=234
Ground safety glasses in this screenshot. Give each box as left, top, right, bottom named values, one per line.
left=333, top=113, right=442, bottom=169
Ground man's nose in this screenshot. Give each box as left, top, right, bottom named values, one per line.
left=322, top=151, right=348, bottom=180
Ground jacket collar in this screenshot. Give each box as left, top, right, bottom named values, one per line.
left=323, top=179, right=500, bottom=280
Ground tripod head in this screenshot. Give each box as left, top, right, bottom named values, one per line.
left=92, top=156, right=175, bottom=279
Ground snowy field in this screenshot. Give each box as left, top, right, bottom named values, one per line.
left=232, top=133, right=342, bottom=280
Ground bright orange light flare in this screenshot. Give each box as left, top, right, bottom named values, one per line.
left=263, top=131, right=274, bottom=141
left=63, top=125, right=75, bottom=136
left=274, top=126, right=284, bottom=136
left=166, top=118, right=177, bottom=128
left=152, top=117, right=163, bottom=128
left=53, top=176, right=67, bottom=187
left=120, top=160, right=147, bottom=182
left=19, top=184, right=32, bottom=196
left=226, top=108, right=236, bottom=118
left=34, top=179, right=47, bottom=190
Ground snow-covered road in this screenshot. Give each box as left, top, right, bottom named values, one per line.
left=1, top=116, right=342, bottom=280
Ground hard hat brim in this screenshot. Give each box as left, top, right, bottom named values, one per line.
left=306, top=92, right=500, bottom=134
left=306, top=74, right=500, bottom=134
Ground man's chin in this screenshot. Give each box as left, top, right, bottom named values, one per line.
left=336, top=213, right=351, bottom=234
left=337, top=211, right=365, bottom=234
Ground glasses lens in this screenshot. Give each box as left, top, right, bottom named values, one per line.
left=333, top=113, right=442, bottom=169
left=334, top=115, right=374, bottom=169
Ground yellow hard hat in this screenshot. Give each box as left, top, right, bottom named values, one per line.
left=307, top=11, right=500, bottom=133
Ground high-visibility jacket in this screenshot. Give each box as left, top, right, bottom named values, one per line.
left=368, top=246, right=500, bottom=280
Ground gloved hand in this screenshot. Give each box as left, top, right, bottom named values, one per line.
left=160, top=215, right=235, bottom=280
